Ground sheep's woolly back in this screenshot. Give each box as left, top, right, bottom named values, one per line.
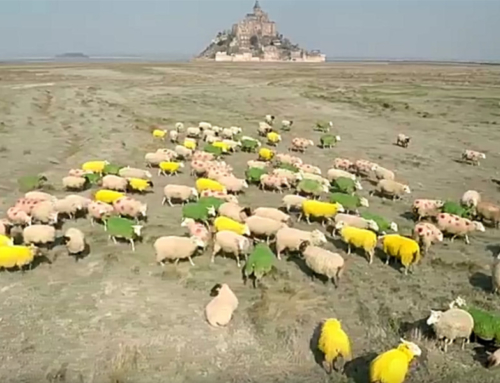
left=430, top=309, right=474, bottom=342
left=382, top=234, right=420, bottom=267
left=340, top=226, right=377, bottom=251
left=0, top=245, right=36, bottom=268
left=318, top=319, right=352, bottom=366
left=205, top=284, right=238, bottom=327
left=303, top=246, right=344, bottom=279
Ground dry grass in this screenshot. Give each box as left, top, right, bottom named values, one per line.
left=0, top=62, right=499, bottom=383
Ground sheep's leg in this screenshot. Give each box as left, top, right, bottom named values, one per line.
left=306, top=216, right=311, bottom=225
left=346, top=244, right=351, bottom=255
left=404, top=266, right=409, bottom=275
left=211, top=245, right=220, bottom=263
left=161, top=197, right=166, bottom=206
left=110, top=236, right=117, bottom=245
left=461, top=338, right=466, bottom=350
left=157, top=169, right=161, bottom=176
left=297, top=213, right=302, bottom=222
left=168, top=199, right=174, bottom=207
left=130, top=239, right=135, bottom=252
left=90, top=217, right=94, bottom=226
left=368, top=250, right=373, bottom=265
left=385, top=256, right=390, bottom=265
left=174, top=258, right=180, bottom=265
left=236, top=255, right=241, bottom=268
left=450, top=235, right=456, bottom=243
left=188, top=257, right=195, bottom=266
left=465, top=234, right=470, bottom=245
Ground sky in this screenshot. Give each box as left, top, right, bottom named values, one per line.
left=0, top=0, right=498, bottom=61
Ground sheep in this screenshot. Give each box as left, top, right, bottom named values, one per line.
left=290, top=137, right=314, bottom=152
left=205, top=283, right=239, bottom=327
left=247, top=160, right=267, bottom=169
left=412, top=222, right=443, bottom=255
left=217, top=176, right=248, bottom=194
left=381, top=234, right=421, bottom=275
left=298, top=240, right=345, bottom=287
left=332, top=213, right=379, bottom=235
left=218, top=203, right=251, bottom=223
left=158, top=161, right=184, bottom=176
left=265, top=115, right=275, bottom=125
left=260, top=174, right=290, bottom=193
left=301, top=172, right=329, bottom=187
left=183, top=138, right=197, bottom=151
left=118, top=167, right=152, bottom=180
left=88, top=201, right=115, bottom=226
left=212, top=231, right=251, bottom=267
left=175, top=122, right=185, bottom=131
left=412, top=199, right=445, bottom=220
left=0, top=219, right=12, bottom=236
left=65, top=195, right=91, bottom=210
left=253, top=207, right=290, bottom=223
left=152, top=128, right=167, bottom=139
left=144, top=151, right=173, bottom=167
left=81, top=160, right=109, bottom=174
left=175, top=145, right=193, bottom=160
left=101, top=175, right=128, bottom=191
left=94, top=189, right=125, bottom=204
left=222, top=139, right=241, bottom=151
left=266, top=131, right=281, bottom=146
left=492, top=254, right=500, bottom=294
left=436, top=213, right=485, bottom=244
left=24, top=191, right=55, bottom=202
left=396, top=134, right=411, bottom=148
left=169, top=130, right=179, bottom=143
left=272, top=168, right=302, bottom=185
left=214, top=216, right=250, bottom=236
left=54, top=197, right=84, bottom=220
left=281, top=194, right=307, bottom=212
left=353, top=160, right=378, bottom=177
left=187, top=126, right=202, bottom=138
left=460, top=190, right=481, bottom=208
left=332, top=158, right=354, bottom=171
left=12, top=197, right=39, bottom=214
left=154, top=236, right=206, bottom=266
left=68, top=168, right=90, bottom=177
left=200, top=189, right=238, bottom=204
left=23, top=224, right=56, bottom=246
left=181, top=218, right=210, bottom=246
left=475, top=201, right=500, bottom=228
left=62, top=176, right=87, bottom=191
left=336, top=222, right=378, bottom=264
left=487, top=349, right=500, bottom=368
left=221, top=128, right=235, bottom=139
left=112, top=197, right=147, bottom=221
left=258, top=121, right=273, bottom=136
left=63, top=228, right=86, bottom=255
left=275, top=227, right=326, bottom=260
left=245, top=215, right=287, bottom=242
left=370, top=179, right=411, bottom=200
left=162, top=184, right=198, bottom=206
left=300, top=200, right=344, bottom=226
left=426, top=308, right=474, bottom=352
left=31, top=201, right=58, bottom=225
left=282, top=120, right=294, bottom=129
left=462, top=149, right=486, bottom=166
left=193, top=151, right=216, bottom=161
left=275, top=153, right=303, bottom=166
left=298, top=163, right=321, bottom=175
left=198, top=122, right=211, bottom=130
left=327, top=168, right=356, bottom=181
left=372, top=165, right=395, bottom=181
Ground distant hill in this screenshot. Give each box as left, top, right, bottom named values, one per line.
left=55, top=52, right=89, bottom=59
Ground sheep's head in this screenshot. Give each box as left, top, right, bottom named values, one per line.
left=355, top=181, right=363, bottom=191
left=242, top=180, right=249, bottom=189
left=450, top=296, right=466, bottom=309
left=334, top=221, right=346, bottom=231
left=403, top=185, right=411, bottom=194
left=472, top=221, right=486, bottom=232
left=49, top=212, right=59, bottom=225
left=359, top=197, right=369, bottom=207
left=321, top=184, right=329, bottom=193
left=132, top=225, right=143, bottom=236
left=336, top=203, right=345, bottom=213
left=210, top=283, right=223, bottom=297
left=435, top=200, right=445, bottom=208
left=207, top=206, right=216, bottom=217
left=192, top=235, right=206, bottom=248
left=367, top=220, right=379, bottom=232
left=242, top=224, right=251, bottom=236
left=311, top=229, right=327, bottom=245
left=481, top=153, right=486, bottom=159
left=191, top=188, right=199, bottom=199
left=308, top=140, right=314, bottom=146
left=426, top=310, right=443, bottom=326
left=335, top=135, right=341, bottom=142
left=179, top=162, right=185, bottom=168
left=390, top=222, right=399, bottom=232
left=435, top=231, right=444, bottom=242
left=328, top=121, right=333, bottom=127
left=140, top=204, right=147, bottom=217
left=399, top=339, right=422, bottom=357
left=180, top=218, right=194, bottom=227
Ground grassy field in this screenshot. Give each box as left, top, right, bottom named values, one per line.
left=0, top=62, right=500, bottom=383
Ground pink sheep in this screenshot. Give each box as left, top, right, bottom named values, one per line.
left=181, top=218, right=210, bottom=245
left=199, top=189, right=239, bottom=203
left=412, top=199, right=445, bottom=220
left=298, top=163, right=322, bottom=175
left=13, top=197, right=40, bottom=215
left=192, top=151, right=215, bottom=162
left=88, top=201, right=115, bottom=225
left=259, top=174, right=290, bottom=193
left=289, top=137, right=314, bottom=152
left=112, top=197, right=147, bottom=221
left=6, top=207, right=32, bottom=226
left=332, top=158, right=354, bottom=171
left=461, top=149, right=486, bottom=166
left=436, top=213, right=485, bottom=245
left=275, top=153, right=303, bottom=166
left=354, top=159, right=378, bottom=177
left=412, top=222, right=443, bottom=255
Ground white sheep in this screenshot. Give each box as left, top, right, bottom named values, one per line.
left=205, top=283, right=238, bottom=327
left=212, top=230, right=251, bottom=267
left=247, top=160, right=268, bottom=169
left=460, top=190, right=481, bottom=208
left=245, top=215, right=287, bottom=242
left=298, top=240, right=345, bottom=287
left=63, top=227, right=86, bottom=255
left=301, top=172, right=330, bottom=187
left=24, top=191, right=55, bottom=202
left=118, top=167, right=152, bottom=180
left=275, top=227, right=327, bottom=260
left=281, top=194, right=307, bottom=212
left=332, top=213, right=380, bottom=235
left=253, top=207, right=290, bottom=223
left=370, top=179, right=411, bottom=200
left=62, top=176, right=87, bottom=191
left=101, top=175, right=128, bottom=191
left=175, top=122, right=185, bottom=131
left=154, top=235, right=206, bottom=266
left=187, top=126, right=202, bottom=138
left=65, top=195, right=92, bottom=211
left=264, top=115, right=275, bottom=125
left=218, top=203, right=251, bottom=223
left=218, top=176, right=248, bottom=194
left=31, top=201, right=58, bottom=225
left=281, top=120, right=293, bottom=129
left=175, top=145, right=193, bottom=160
left=372, top=165, right=395, bottom=181
left=492, top=254, right=500, bottom=294
left=169, top=130, right=179, bottom=143
left=327, top=168, right=357, bottom=181
left=426, top=308, right=474, bottom=352
left=54, top=197, right=84, bottom=220
left=162, top=184, right=198, bottom=206
left=23, top=224, right=56, bottom=245
left=258, top=122, right=273, bottom=136
left=198, top=122, right=212, bottom=130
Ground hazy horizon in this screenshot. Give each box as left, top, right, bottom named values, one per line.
left=1, top=0, right=499, bottom=62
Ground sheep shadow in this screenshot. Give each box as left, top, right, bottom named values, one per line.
left=344, top=352, right=377, bottom=383
left=472, top=345, right=498, bottom=368
left=309, top=322, right=324, bottom=369
left=72, top=243, right=91, bottom=262
left=486, top=244, right=500, bottom=257
left=469, top=272, right=492, bottom=293
left=400, top=211, right=416, bottom=221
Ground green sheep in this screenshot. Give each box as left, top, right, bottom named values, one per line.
left=331, top=177, right=363, bottom=195
left=297, top=179, right=328, bottom=198
left=182, top=202, right=216, bottom=226
left=276, top=163, right=300, bottom=173
left=83, top=172, right=102, bottom=186
left=104, top=216, right=143, bottom=252
left=17, top=174, right=49, bottom=192
left=320, top=134, right=341, bottom=149
left=314, top=121, right=333, bottom=132
left=329, top=192, right=369, bottom=213
left=241, top=138, right=261, bottom=153
left=246, top=167, right=268, bottom=185
left=441, top=201, right=473, bottom=218
left=102, top=163, right=123, bottom=176
left=243, top=243, right=276, bottom=288
left=203, top=144, right=224, bottom=157
left=360, top=212, right=398, bottom=234
left=198, top=196, right=225, bottom=211
left=451, top=297, right=500, bottom=344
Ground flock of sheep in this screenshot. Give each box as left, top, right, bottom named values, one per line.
left=0, top=113, right=499, bottom=383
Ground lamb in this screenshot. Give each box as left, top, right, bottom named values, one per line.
left=412, top=199, right=445, bottom=220
left=298, top=240, right=345, bottom=287
left=31, top=200, right=58, bottom=225
left=62, top=175, right=87, bottom=191
left=101, top=175, right=128, bottom=191
left=370, top=179, right=411, bottom=200
left=63, top=228, right=86, bottom=255
left=372, top=165, right=395, bottom=181
left=460, top=190, right=481, bottom=208
left=332, top=213, right=379, bottom=235
left=118, top=167, right=152, bottom=180
left=426, top=308, right=474, bottom=352
left=327, top=168, right=356, bottom=181
left=436, top=213, right=485, bottom=244
left=6, top=207, right=32, bottom=226
left=154, top=235, right=205, bottom=266
left=217, top=176, right=248, bottom=194
left=275, top=227, right=327, bottom=260
left=218, top=203, right=251, bottom=223
left=186, top=126, right=202, bottom=138
left=181, top=218, right=210, bottom=246
left=412, top=222, right=443, bottom=255
left=212, top=231, right=251, bottom=267
left=253, top=207, right=290, bottom=224
left=205, top=283, right=239, bottom=327
left=475, top=201, right=500, bottom=228
left=396, top=134, right=411, bottom=148
left=462, top=149, right=486, bottom=166
left=281, top=194, right=307, bottom=212
left=23, top=224, right=56, bottom=245
left=492, top=254, right=500, bottom=294
left=162, top=184, right=199, bottom=206
left=245, top=215, right=287, bottom=242
left=175, top=145, right=193, bottom=160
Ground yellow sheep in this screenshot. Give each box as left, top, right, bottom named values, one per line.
left=337, top=224, right=377, bottom=264
left=0, top=234, right=14, bottom=247
left=318, top=318, right=352, bottom=374
left=213, top=216, right=250, bottom=236
left=81, top=160, right=109, bottom=174
left=152, top=129, right=167, bottom=139
left=158, top=161, right=184, bottom=176
left=381, top=234, right=421, bottom=275
left=258, top=147, right=275, bottom=161
left=0, top=244, right=38, bottom=269
left=370, top=339, right=422, bottom=383
left=183, top=139, right=197, bottom=151
left=127, top=178, right=153, bottom=192
left=266, top=132, right=281, bottom=146
left=94, top=189, right=125, bottom=204
left=212, top=141, right=231, bottom=153
left=196, top=178, right=227, bottom=193
left=299, top=200, right=345, bottom=225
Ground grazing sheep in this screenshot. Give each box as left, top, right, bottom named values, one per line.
left=281, top=194, right=307, bottom=212
left=492, top=254, right=500, bottom=294
left=298, top=240, right=345, bottom=287
left=212, top=231, right=251, bottom=267
left=336, top=223, right=378, bottom=264
left=245, top=215, right=287, bottom=242
left=332, top=213, right=379, bottom=235
left=372, top=165, right=395, bottom=181
left=426, top=308, right=474, bottom=352
left=327, top=168, right=356, bottom=181
left=370, top=179, right=411, bottom=200
left=163, top=184, right=198, bottom=206
left=412, top=199, right=444, bottom=220
left=396, top=134, right=411, bottom=148
left=436, top=213, right=485, bottom=244
left=31, top=201, right=58, bottom=225
left=62, top=176, right=87, bottom=191
left=63, top=228, right=86, bottom=255
left=205, top=283, right=239, bottom=327
left=462, top=149, right=486, bottom=166
left=460, top=190, right=481, bottom=208
left=218, top=203, right=251, bottom=223
left=275, top=227, right=326, bottom=260
left=23, top=224, right=56, bottom=246
left=253, top=207, right=290, bottom=223
left=475, top=201, right=500, bottom=228
left=154, top=236, right=205, bottom=266
left=412, top=222, right=443, bottom=255
left=101, top=175, right=128, bottom=191
left=118, top=167, right=152, bottom=180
